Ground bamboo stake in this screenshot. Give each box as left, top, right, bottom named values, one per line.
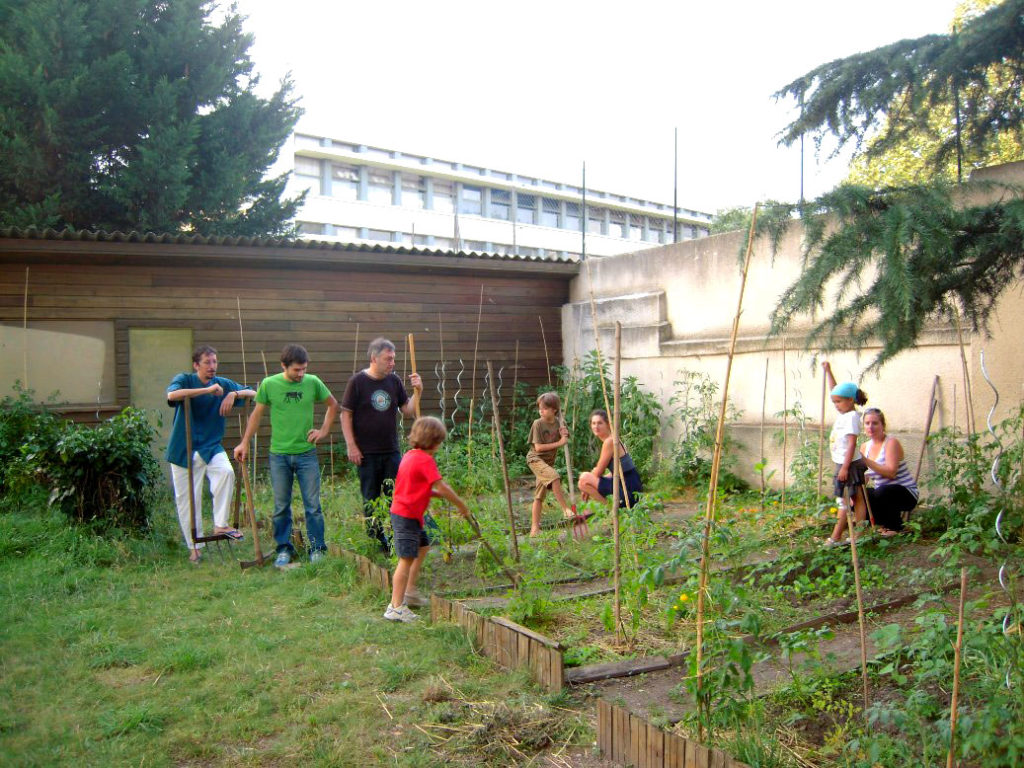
left=22, top=267, right=29, bottom=389
left=352, top=322, right=360, bottom=374
left=539, top=316, right=553, bottom=387
left=760, top=358, right=769, bottom=508
left=782, top=336, right=788, bottom=515
left=915, top=375, right=940, bottom=484
left=947, top=567, right=968, bottom=768
left=695, top=203, right=759, bottom=742
left=953, top=307, right=975, bottom=434
left=468, top=285, right=484, bottom=465
left=845, top=485, right=871, bottom=716
left=581, top=259, right=632, bottom=509
left=510, top=339, right=519, bottom=437
left=408, top=333, right=421, bottom=419
left=612, top=322, right=622, bottom=644
left=236, top=297, right=247, bottom=385
left=487, top=361, right=519, bottom=563
left=818, top=360, right=827, bottom=495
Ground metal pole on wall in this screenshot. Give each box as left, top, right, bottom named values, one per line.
left=581, top=161, right=587, bottom=261
left=673, top=127, right=679, bottom=243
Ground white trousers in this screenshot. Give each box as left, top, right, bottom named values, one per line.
left=170, top=451, right=235, bottom=549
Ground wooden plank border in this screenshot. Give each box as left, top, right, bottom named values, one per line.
left=596, top=700, right=752, bottom=768
left=430, top=594, right=564, bottom=693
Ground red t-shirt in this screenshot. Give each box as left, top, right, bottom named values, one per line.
left=390, top=449, right=442, bottom=523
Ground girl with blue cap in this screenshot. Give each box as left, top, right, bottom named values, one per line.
left=822, top=362, right=870, bottom=546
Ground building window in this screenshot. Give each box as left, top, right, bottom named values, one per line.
left=609, top=211, right=627, bottom=238
left=459, top=185, right=482, bottom=215
left=490, top=189, right=511, bottom=220
left=401, top=174, right=426, bottom=209
left=297, top=221, right=325, bottom=236
left=366, top=228, right=392, bottom=241
left=540, top=198, right=560, bottom=228
left=331, top=163, right=358, bottom=200
left=295, top=157, right=319, bottom=177
left=334, top=226, right=358, bottom=240
left=588, top=206, right=605, bottom=234
left=432, top=181, right=454, bottom=214
left=367, top=170, right=392, bottom=205
left=466, top=240, right=487, bottom=251
left=564, top=202, right=581, bottom=232
left=516, top=193, right=536, bottom=224
left=433, top=236, right=453, bottom=249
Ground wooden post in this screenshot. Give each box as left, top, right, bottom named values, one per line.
left=953, top=307, right=975, bottom=434
left=915, top=375, right=940, bottom=484
left=818, top=363, right=827, bottom=496
left=845, top=485, right=871, bottom=715
left=22, top=267, right=29, bottom=389
left=539, top=316, right=553, bottom=387
left=352, top=322, right=360, bottom=374
left=184, top=397, right=199, bottom=542
left=760, top=358, right=769, bottom=504
left=487, top=361, right=520, bottom=563
left=407, top=333, right=421, bottom=419
left=781, top=336, right=788, bottom=515
left=468, top=285, right=484, bottom=465
left=947, top=567, right=968, bottom=768
left=696, top=203, right=758, bottom=742
left=612, top=323, right=622, bottom=642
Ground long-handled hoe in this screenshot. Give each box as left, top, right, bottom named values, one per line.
left=464, top=511, right=519, bottom=587
left=237, top=459, right=275, bottom=570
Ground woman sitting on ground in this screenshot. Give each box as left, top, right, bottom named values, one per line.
left=577, top=409, right=643, bottom=507
left=861, top=407, right=919, bottom=536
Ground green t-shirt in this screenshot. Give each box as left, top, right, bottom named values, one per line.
left=255, top=373, right=332, bottom=455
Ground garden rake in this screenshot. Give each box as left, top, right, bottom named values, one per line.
left=237, top=459, right=275, bottom=570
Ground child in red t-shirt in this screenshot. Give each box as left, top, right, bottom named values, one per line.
left=385, top=416, right=469, bottom=622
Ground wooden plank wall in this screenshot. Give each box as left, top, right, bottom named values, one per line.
left=431, top=595, right=564, bottom=693
left=0, top=246, right=569, bottom=463
left=597, top=700, right=751, bottom=768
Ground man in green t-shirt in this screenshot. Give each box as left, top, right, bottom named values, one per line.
left=234, top=344, right=338, bottom=567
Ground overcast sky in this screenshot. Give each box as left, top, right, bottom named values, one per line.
left=237, top=0, right=962, bottom=213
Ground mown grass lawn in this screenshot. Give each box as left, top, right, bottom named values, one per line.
left=0, top=500, right=590, bottom=767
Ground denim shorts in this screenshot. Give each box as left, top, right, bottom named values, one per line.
left=390, top=512, right=429, bottom=558
left=833, top=458, right=868, bottom=499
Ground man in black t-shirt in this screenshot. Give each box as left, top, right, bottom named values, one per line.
left=341, top=337, right=422, bottom=552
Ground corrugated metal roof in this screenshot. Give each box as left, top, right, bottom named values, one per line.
left=0, top=226, right=580, bottom=265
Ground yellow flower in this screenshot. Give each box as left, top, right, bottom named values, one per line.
left=678, top=593, right=689, bottom=603
left=829, top=506, right=838, bottom=514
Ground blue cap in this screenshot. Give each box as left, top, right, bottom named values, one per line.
left=831, top=382, right=859, bottom=399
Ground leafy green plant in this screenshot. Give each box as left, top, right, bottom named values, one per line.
left=0, top=384, right=66, bottom=497
left=45, top=407, right=162, bottom=531
left=668, top=370, right=745, bottom=492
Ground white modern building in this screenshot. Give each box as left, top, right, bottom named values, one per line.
left=283, top=132, right=711, bottom=259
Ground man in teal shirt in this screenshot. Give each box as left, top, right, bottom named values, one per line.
left=167, top=345, right=255, bottom=563
left=234, top=344, right=338, bottom=567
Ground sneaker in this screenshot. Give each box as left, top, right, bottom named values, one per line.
left=274, top=551, right=292, bottom=568
left=383, top=603, right=418, bottom=623
left=309, top=550, right=325, bottom=564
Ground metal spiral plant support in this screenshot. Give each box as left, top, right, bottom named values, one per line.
left=451, top=358, right=464, bottom=437
left=496, top=365, right=504, bottom=410
left=435, top=360, right=446, bottom=426
left=980, top=350, right=1020, bottom=689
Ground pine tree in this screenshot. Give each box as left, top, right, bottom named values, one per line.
left=0, top=0, right=303, bottom=236
left=764, top=0, right=1024, bottom=368
left=775, top=0, right=1023, bottom=177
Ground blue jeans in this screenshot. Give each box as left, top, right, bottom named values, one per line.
left=269, top=449, right=325, bottom=555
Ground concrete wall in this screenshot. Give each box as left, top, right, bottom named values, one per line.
left=562, top=165, right=1024, bottom=488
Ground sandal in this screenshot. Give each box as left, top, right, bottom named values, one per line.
left=822, top=537, right=849, bottom=548
left=877, top=528, right=898, bottom=538
left=216, top=528, right=245, bottom=540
